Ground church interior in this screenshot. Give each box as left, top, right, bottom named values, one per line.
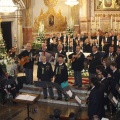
left=0, top=0, right=120, bottom=120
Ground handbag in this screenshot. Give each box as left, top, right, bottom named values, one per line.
left=61, top=81, right=68, bottom=88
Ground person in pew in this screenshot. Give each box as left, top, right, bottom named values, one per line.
left=0, top=64, right=6, bottom=81
left=37, top=56, right=54, bottom=99
left=54, top=54, right=69, bottom=101
left=8, top=47, right=16, bottom=58
left=18, top=43, right=36, bottom=84
left=5, top=76, right=17, bottom=104
left=0, top=83, right=8, bottom=104
left=88, top=77, right=105, bottom=120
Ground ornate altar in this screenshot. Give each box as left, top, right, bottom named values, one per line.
left=33, top=0, right=67, bottom=33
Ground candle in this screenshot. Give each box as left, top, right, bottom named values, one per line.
left=95, top=16, right=96, bottom=29
left=99, top=16, right=100, bottom=28
left=91, top=17, right=92, bottom=26
left=115, top=16, right=116, bottom=30
left=111, top=15, right=112, bottom=29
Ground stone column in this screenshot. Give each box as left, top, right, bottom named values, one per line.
left=23, top=0, right=33, bottom=45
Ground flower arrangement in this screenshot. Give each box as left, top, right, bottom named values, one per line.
left=66, top=17, right=74, bottom=37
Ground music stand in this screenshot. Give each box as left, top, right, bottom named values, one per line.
left=108, top=92, right=118, bottom=107
left=63, top=86, right=82, bottom=105
left=14, top=93, right=40, bottom=120
left=34, top=81, right=82, bottom=105
left=34, top=81, right=47, bottom=88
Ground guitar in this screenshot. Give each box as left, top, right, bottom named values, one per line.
left=71, top=52, right=82, bottom=63
left=19, top=56, right=33, bottom=66
left=19, top=54, right=39, bottom=66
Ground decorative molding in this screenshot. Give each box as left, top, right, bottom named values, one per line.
left=44, top=0, right=58, bottom=8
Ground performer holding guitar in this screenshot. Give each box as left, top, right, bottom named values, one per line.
left=18, top=43, right=36, bottom=84
left=69, top=45, right=85, bottom=88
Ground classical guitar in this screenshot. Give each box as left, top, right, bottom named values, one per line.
left=19, top=54, right=39, bottom=66
left=71, top=52, right=81, bottom=63
left=19, top=56, right=32, bottom=66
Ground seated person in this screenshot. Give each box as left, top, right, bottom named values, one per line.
left=8, top=47, right=16, bottom=58
left=5, top=76, right=17, bottom=101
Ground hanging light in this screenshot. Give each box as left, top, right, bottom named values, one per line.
left=65, top=0, right=79, bottom=7
left=0, top=0, right=18, bottom=13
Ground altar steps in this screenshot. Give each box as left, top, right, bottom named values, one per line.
left=19, top=84, right=89, bottom=107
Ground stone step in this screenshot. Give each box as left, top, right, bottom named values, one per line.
left=22, top=84, right=88, bottom=94
left=19, top=84, right=88, bottom=107
left=19, top=89, right=87, bottom=100
left=19, top=90, right=87, bottom=107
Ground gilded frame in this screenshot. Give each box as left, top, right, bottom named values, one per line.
left=94, top=0, right=120, bottom=11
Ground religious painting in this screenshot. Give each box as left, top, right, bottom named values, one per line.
left=48, top=15, right=54, bottom=26
left=95, top=0, right=120, bottom=11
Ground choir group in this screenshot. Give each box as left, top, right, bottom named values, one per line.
left=0, top=30, right=120, bottom=119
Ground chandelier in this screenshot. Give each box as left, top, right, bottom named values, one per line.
left=65, top=0, right=79, bottom=7
left=0, top=0, right=18, bottom=13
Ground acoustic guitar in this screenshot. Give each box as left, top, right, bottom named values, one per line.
left=19, top=56, right=32, bottom=66
left=71, top=52, right=81, bottom=63
left=19, top=54, right=39, bottom=66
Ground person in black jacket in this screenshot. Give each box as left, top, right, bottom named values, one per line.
left=109, top=62, right=120, bottom=114
left=69, top=45, right=85, bottom=88
left=115, top=46, right=120, bottom=70
left=88, top=77, right=105, bottom=120
left=0, top=83, right=7, bottom=104
left=87, top=45, right=102, bottom=83
left=100, top=70, right=110, bottom=112
left=54, top=55, right=68, bottom=101
left=37, top=56, right=54, bottom=99
left=18, top=43, right=36, bottom=84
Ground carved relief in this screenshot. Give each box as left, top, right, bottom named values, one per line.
left=33, top=0, right=67, bottom=33
left=95, top=0, right=120, bottom=11
left=33, top=8, right=67, bottom=33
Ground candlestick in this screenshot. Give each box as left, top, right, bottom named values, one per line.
left=111, top=15, right=112, bottom=29
left=115, top=16, right=116, bottom=30
left=99, top=16, right=100, bottom=28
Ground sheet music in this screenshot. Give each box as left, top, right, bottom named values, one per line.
left=66, top=90, right=73, bottom=97
left=75, top=95, right=81, bottom=104
left=27, top=96, right=36, bottom=101
left=16, top=94, right=36, bottom=101
left=101, top=118, right=109, bottom=120
left=112, top=96, right=118, bottom=105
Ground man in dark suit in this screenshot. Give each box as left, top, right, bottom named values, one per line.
left=103, top=32, right=112, bottom=53
left=95, top=31, right=103, bottom=51
left=87, top=45, right=102, bottom=83
left=54, top=55, right=68, bottom=101
left=100, top=70, right=110, bottom=111
left=109, top=62, right=120, bottom=114
left=69, top=45, right=85, bottom=88
left=115, top=46, right=120, bottom=70
left=88, top=77, right=105, bottom=120
left=37, top=56, right=54, bottom=99
left=103, top=45, right=117, bottom=65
